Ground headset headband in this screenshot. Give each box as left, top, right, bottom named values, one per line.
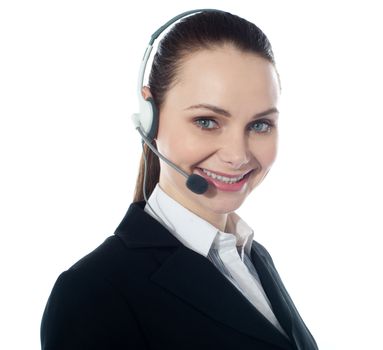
left=131, top=9, right=222, bottom=141
left=136, top=8, right=221, bottom=101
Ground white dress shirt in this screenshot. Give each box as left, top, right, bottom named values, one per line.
left=144, top=184, right=288, bottom=338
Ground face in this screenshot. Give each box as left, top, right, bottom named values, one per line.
left=149, top=44, right=280, bottom=228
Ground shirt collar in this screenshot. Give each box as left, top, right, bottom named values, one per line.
left=144, top=184, right=254, bottom=258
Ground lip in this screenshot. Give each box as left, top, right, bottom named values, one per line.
left=196, top=167, right=253, bottom=179
left=195, top=168, right=255, bottom=192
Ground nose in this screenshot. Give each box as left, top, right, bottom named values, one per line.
left=217, top=133, right=251, bottom=170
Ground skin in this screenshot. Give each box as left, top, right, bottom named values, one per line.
left=142, top=43, right=280, bottom=232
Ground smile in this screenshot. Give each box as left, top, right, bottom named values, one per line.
left=201, top=169, right=245, bottom=184
left=195, top=168, right=254, bottom=192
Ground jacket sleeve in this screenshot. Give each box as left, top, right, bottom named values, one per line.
left=41, top=269, right=148, bottom=349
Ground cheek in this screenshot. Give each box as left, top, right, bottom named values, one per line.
left=251, top=137, right=278, bottom=169
left=156, top=119, right=210, bottom=165
left=157, top=114, right=214, bottom=166
left=182, top=139, right=212, bottom=167
left=176, top=135, right=214, bottom=169
left=156, top=117, right=183, bottom=157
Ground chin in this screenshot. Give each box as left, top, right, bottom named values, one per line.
left=200, top=194, right=247, bottom=214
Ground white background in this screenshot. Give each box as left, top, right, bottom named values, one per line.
left=1, top=1, right=382, bottom=349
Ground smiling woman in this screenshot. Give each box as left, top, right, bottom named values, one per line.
left=41, top=9, right=318, bottom=350
left=142, top=46, right=280, bottom=229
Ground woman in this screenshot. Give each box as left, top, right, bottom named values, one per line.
left=41, top=9, right=318, bottom=350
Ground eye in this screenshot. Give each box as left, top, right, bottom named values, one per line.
left=250, top=119, right=275, bottom=133
left=194, top=118, right=219, bottom=130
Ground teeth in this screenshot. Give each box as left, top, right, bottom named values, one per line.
left=201, top=169, right=246, bottom=184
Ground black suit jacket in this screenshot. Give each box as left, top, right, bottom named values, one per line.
left=41, top=201, right=318, bottom=350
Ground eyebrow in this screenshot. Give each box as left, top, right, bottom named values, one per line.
left=184, top=103, right=279, bottom=118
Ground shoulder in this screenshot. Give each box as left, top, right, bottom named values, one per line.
left=251, top=239, right=283, bottom=273
left=252, top=240, right=274, bottom=263
left=67, top=235, right=127, bottom=277
left=45, top=199, right=178, bottom=300
left=42, top=236, right=132, bottom=320
left=42, top=229, right=157, bottom=318
left=41, top=235, right=150, bottom=348
left=48, top=231, right=163, bottom=297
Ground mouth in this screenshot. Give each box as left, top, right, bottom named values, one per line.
left=195, top=167, right=255, bottom=191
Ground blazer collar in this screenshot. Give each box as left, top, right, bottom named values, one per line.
left=115, top=201, right=294, bottom=349
left=114, top=201, right=181, bottom=248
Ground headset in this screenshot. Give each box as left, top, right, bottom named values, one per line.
left=131, top=9, right=224, bottom=198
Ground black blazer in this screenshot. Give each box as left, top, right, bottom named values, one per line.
left=41, top=201, right=318, bottom=350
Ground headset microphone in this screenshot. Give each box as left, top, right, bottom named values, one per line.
left=131, top=9, right=219, bottom=196
left=132, top=115, right=209, bottom=195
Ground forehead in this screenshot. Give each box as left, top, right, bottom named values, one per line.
left=169, top=45, right=280, bottom=106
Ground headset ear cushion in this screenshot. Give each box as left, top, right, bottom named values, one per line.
left=146, top=97, right=159, bottom=142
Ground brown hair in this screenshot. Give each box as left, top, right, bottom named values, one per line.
left=133, top=10, right=279, bottom=202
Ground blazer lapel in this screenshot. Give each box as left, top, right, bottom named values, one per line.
left=116, top=202, right=292, bottom=349
left=250, top=243, right=318, bottom=350
left=151, top=245, right=292, bottom=349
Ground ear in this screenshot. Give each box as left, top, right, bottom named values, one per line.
left=141, top=85, right=158, bottom=141
left=141, top=85, right=152, bottom=101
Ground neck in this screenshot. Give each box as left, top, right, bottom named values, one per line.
left=202, top=211, right=228, bottom=232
